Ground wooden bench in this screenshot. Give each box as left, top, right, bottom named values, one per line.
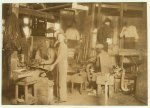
left=15, top=77, right=37, bottom=105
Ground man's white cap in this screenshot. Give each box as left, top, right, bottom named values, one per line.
left=96, top=44, right=104, bottom=49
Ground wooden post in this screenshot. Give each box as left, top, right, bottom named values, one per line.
left=87, top=4, right=96, bottom=59
left=12, top=4, right=19, bottom=18
left=33, top=83, right=37, bottom=97
left=25, top=85, right=28, bottom=104
left=97, top=84, right=102, bottom=96
left=91, top=4, right=95, bottom=30
left=15, top=85, right=18, bottom=99
left=71, top=82, right=74, bottom=93
left=33, top=83, right=37, bottom=104
left=80, top=83, right=82, bottom=94
left=105, top=82, right=108, bottom=105
left=8, top=4, right=19, bottom=88
left=120, top=3, right=124, bottom=28
left=97, top=3, right=101, bottom=29
left=119, top=3, right=124, bottom=49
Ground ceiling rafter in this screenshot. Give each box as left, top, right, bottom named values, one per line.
left=38, top=4, right=72, bottom=11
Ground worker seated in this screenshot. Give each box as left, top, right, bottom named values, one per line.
left=87, top=44, right=116, bottom=96
left=35, top=40, right=55, bottom=66
left=34, top=39, right=56, bottom=79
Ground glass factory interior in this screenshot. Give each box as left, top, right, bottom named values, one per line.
left=2, top=3, right=147, bottom=105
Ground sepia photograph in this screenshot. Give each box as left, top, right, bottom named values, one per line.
left=1, top=2, right=147, bottom=106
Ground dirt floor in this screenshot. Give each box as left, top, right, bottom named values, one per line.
left=2, top=88, right=145, bottom=105
left=55, top=90, right=145, bottom=105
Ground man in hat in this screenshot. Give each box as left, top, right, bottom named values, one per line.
left=97, top=18, right=114, bottom=52
left=49, top=32, right=68, bottom=102
left=87, top=44, right=115, bottom=95
left=95, top=44, right=116, bottom=96
left=35, top=40, right=56, bottom=69
left=35, top=39, right=56, bottom=81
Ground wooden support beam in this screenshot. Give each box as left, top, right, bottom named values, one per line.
left=91, top=4, right=96, bottom=30
left=120, top=3, right=124, bottom=28
left=19, top=7, right=54, bottom=19
left=101, top=3, right=144, bottom=11
left=125, top=6, right=143, bottom=11
left=97, top=4, right=101, bottom=28
left=38, top=4, right=72, bottom=11
left=87, top=4, right=96, bottom=59
left=12, top=4, right=19, bottom=17
left=101, top=4, right=120, bottom=9
left=119, top=3, right=124, bottom=49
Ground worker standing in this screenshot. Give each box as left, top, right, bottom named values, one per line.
left=50, top=32, right=68, bottom=102
left=120, top=22, right=139, bottom=49
left=97, top=18, right=113, bottom=52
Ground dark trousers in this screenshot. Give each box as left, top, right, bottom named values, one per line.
left=89, top=81, right=97, bottom=89
left=124, top=37, right=135, bottom=49
left=98, top=39, right=108, bottom=52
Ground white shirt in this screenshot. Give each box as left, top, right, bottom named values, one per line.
left=120, top=25, right=139, bottom=40
left=65, top=28, right=80, bottom=40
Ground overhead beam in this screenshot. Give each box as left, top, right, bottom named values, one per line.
left=19, top=7, right=54, bottom=19
left=125, top=6, right=143, bottom=11
left=38, top=4, right=72, bottom=11
left=101, top=4, right=120, bottom=9
left=101, top=3, right=144, bottom=11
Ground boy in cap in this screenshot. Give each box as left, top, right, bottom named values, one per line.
left=97, top=18, right=113, bottom=52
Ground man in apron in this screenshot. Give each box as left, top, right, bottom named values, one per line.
left=35, top=40, right=56, bottom=68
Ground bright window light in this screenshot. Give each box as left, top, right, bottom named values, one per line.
left=23, top=17, right=30, bottom=25
left=23, top=26, right=31, bottom=38
left=106, top=38, right=113, bottom=45
left=54, top=23, right=60, bottom=31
